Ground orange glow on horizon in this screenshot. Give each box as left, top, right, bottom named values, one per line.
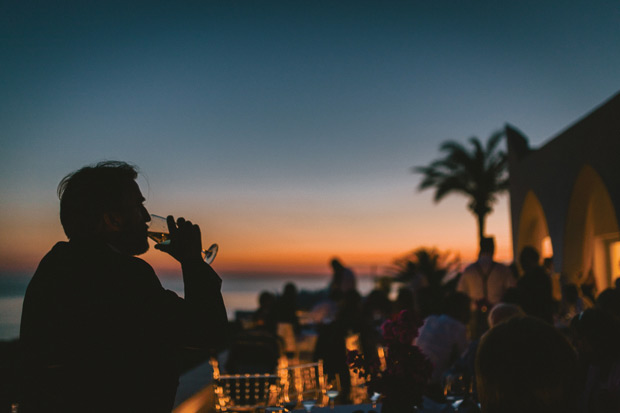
left=0, top=195, right=514, bottom=276
left=0, top=230, right=513, bottom=276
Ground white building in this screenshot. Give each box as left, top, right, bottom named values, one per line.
left=507, top=91, right=620, bottom=292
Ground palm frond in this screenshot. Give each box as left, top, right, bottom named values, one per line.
left=413, top=129, right=510, bottom=240
left=485, top=130, right=505, bottom=156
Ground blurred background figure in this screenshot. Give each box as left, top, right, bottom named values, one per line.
left=329, top=258, right=357, bottom=293
left=313, top=290, right=364, bottom=403
left=579, top=269, right=598, bottom=306
left=226, top=291, right=281, bottom=374
left=361, top=288, right=392, bottom=333
left=543, top=257, right=563, bottom=302
left=276, top=282, right=301, bottom=334
left=415, top=292, right=471, bottom=394
left=444, top=302, right=525, bottom=405
left=487, top=302, right=524, bottom=329
left=252, top=291, right=278, bottom=335
left=476, top=317, right=578, bottom=413
left=570, top=308, right=620, bottom=413
left=595, top=287, right=620, bottom=322
left=516, top=246, right=554, bottom=324
left=394, top=287, right=417, bottom=315
left=457, top=237, right=515, bottom=308
left=458, top=236, right=515, bottom=338
left=557, top=283, right=592, bottom=328
left=276, top=283, right=300, bottom=358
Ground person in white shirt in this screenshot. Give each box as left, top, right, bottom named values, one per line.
left=457, top=236, right=516, bottom=308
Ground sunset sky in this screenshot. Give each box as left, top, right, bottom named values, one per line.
left=1, top=1, right=619, bottom=277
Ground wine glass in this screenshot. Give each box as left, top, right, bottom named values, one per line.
left=283, top=396, right=298, bottom=412
left=147, top=214, right=219, bottom=264
left=301, top=388, right=319, bottom=413
left=370, top=392, right=381, bottom=409
left=301, top=398, right=316, bottom=413
left=325, top=375, right=341, bottom=409
left=443, top=369, right=471, bottom=409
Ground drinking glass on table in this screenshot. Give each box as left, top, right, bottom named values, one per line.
left=443, top=369, right=471, bottom=409
left=301, top=398, right=316, bottom=413
left=301, top=389, right=319, bottom=412
left=325, top=375, right=341, bottom=409
left=147, top=214, right=219, bottom=264
left=283, top=396, right=299, bottom=412
left=370, top=391, right=381, bottom=409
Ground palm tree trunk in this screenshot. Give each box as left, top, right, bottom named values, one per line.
left=477, top=213, right=486, bottom=242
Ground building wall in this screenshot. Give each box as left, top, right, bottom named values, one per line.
left=507, top=92, right=620, bottom=289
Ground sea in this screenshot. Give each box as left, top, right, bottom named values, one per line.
left=0, top=272, right=375, bottom=341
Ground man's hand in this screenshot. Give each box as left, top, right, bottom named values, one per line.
left=154, top=215, right=204, bottom=264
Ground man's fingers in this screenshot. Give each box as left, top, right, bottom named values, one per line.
left=157, top=215, right=203, bottom=263
left=192, top=223, right=201, bottom=239
left=166, top=215, right=176, bottom=235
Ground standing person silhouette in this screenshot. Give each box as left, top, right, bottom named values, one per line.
left=329, top=258, right=357, bottom=293
left=19, top=161, right=228, bottom=413
left=457, top=237, right=515, bottom=337
left=457, top=237, right=515, bottom=309
left=516, top=246, right=554, bottom=324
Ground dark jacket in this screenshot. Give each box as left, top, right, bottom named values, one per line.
left=20, top=239, right=227, bottom=412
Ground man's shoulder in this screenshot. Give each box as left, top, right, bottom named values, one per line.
left=40, top=240, right=157, bottom=281
left=33, top=241, right=76, bottom=274
left=122, top=253, right=154, bottom=271
left=41, top=241, right=71, bottom=258
left=462, top=263, right=480, bottom=276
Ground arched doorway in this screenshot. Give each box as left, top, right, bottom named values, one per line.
left=517, top=190, right=552, bottom=271
left=563, top=165, right=620, bottom=291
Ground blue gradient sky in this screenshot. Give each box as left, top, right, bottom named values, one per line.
left=1, top=1, right=619, bottom=276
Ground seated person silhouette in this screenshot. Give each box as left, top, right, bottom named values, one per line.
left=476, top=316, right=578, bottom=413
left=225, top=291, right=281, bottom=374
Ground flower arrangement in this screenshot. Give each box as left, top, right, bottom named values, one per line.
left=348, top=310, right=433, bottom=412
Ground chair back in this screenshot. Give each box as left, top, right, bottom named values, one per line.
left=211, top=358, right=280, bottom=412
left=277, top=360, right=325, bottom=405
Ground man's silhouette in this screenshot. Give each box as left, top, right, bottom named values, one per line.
left=20, top=161, right=228, bottom=412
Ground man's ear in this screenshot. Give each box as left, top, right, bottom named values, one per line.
left=103, top=212, right=123, bottom=232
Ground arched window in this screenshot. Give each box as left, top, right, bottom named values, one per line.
left=564, top=165, right=619, bottom=291
left=517, top=190, right=551, bottom=271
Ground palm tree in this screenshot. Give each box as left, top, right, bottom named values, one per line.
left=414, top=131, right=509, bottom=241
left=388, top=247, right=461, bottom=317
left=389, top=247, right=461, bottom=289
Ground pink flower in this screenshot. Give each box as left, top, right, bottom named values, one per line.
left=348, top=310, right=432, bottom=408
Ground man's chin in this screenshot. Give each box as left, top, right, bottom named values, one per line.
left=120, top=237, right=150, bottom=256
left=133, top=240, right=150, bottom=256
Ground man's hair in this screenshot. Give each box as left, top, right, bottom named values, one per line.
left=58, top=161, right=139, bottom=239
left=487, top=303, right=524, bottom=328
left=475, top=317, right=578, bottom=413
left=519, top=245, right=540, bottom=272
